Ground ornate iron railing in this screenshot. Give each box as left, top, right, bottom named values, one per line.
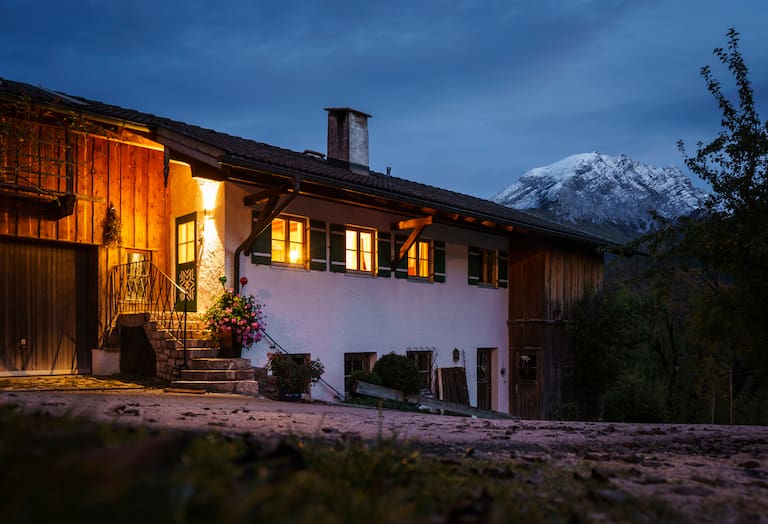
left=107, top=261, right=190, bottom=363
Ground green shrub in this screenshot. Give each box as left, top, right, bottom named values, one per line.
left=346, top=369, right=382, bottom=394
left=373, top=353, right=421, bottom=395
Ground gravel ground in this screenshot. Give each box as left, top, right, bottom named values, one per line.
left=2, top=382, right=767, bottom=522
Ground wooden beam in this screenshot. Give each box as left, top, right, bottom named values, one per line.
left=243, top=185, right=288, bottom=207
left=390, top=215, right=433, bottom=268
left=392, top=215, right=433, bottom=231
left=392, top=223, right=427, bottom=269
left=241, top=187, right=298, bottom=255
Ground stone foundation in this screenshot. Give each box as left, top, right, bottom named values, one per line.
left=115, top=313, right=217, bottom=381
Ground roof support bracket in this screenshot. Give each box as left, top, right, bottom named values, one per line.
left=391, top=216, right=432, bottom=269
left=241, top=184, right=298, bottom=256
left=234, top=176, right=301, bottom=293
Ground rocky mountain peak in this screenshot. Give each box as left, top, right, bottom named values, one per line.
left=492, top=152, right=710, bottom=239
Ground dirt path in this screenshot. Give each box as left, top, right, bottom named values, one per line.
left=2, top=388, right=767, bottom=522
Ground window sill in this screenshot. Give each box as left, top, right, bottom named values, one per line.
left=270, top=263, right=309, bottom=272
left=407, top=276, right=433, bottom=284
left=344, top=271, right=377, bottom=278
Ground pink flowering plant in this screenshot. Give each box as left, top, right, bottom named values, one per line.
left=203, top=276, right=265, bottom=347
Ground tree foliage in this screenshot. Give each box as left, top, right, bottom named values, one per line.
left=569, top=29, right=768, bottom=424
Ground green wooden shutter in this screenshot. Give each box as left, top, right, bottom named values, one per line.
left=497, top=250, right=508, bottom=288
left=394, top=234, right=408, bottom=279
left=251, top=212, right=272, bottom=265
left=377, top=232, right=391, bottom=278
left=310, top=220, right=327, bottom=271
left=467, top=245, right=481, bottom=285
left=330, top=223, right=346, bottom=273
left=433, top=240, right=446, bottom=283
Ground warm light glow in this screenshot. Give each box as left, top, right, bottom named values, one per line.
left=345, top=227, right=374, bottom=273
left=271, top=216, right=306, bottom=265
left=196, top=178, right=221, bottom=214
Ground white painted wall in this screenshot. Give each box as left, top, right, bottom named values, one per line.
left=218, top=183, right=510, bottom=412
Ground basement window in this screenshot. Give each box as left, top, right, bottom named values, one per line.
left=344, top=352, right=376, bottom=392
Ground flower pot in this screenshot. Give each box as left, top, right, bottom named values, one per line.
left=218, top=329, right=242, bottom=358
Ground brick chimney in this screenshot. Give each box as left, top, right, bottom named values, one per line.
left=325, top=107, right=371, bottom=174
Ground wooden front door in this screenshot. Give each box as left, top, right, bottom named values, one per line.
left=175, top=213, right=197, bottom=311
left=514, top=349, right=541, bottom=419
left=476, top=348, right=493, bottom=410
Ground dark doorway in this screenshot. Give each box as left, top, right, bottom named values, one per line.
left=119, top=327, right=156, bottom=376
left=514, top=350, right=541, bottom=419
left=476, top=348, right=494, bottom=410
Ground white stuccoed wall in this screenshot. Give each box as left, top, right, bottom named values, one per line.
left=220, top=183, right=509, bottom=412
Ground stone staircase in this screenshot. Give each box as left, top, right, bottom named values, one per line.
left=170, top=357, right=261, bottom=397
left=105, top=312, right=261, bottom=397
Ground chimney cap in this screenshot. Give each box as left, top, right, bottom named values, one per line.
left=324, top=107, right=372, bottom=119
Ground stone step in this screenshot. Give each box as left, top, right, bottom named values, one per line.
left=166, top=339, right=217, bottom=350
left=188, top=357, right=251, bottom=370
left=177, top=348, right=219, bottom=359
left=170, top=380, right=260, bottom=397
left=180, top=369, right=256, bottom=381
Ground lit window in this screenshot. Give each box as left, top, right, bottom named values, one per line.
left=408, top=240, right=431, bottom=278
left=345, top=227, right=375, bottom=273
left=272, top=216, right=307, bottom=266
left=177, top=220, right=195, bottom=264
left=479, top=248, right=497, bottom=285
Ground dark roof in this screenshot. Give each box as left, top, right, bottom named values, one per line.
left=0, top=77, right=613, bottom=246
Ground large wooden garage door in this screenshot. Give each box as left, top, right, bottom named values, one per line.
left=0, top=239, right=97, bottom=375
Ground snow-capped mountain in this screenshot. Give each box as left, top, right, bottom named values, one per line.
left=492, top=152, right=710, bottom=240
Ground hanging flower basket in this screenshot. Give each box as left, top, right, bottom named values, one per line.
left=203, top=276, right=265, bottom=358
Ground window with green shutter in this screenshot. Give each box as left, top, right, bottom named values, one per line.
left=329, top=224, right=346, bottom=273
left=433, top=241, right=446, bottom=283
left=394, top=234, right=408, bottom=279
left=468, top=246, right=502, bottom=287
left=497, top=250, right=508, bottom=288
left=468, top=246, right=481, bottom=285
left=251, top=211, right=272, bottom=266
left=377, top=232, right=392, bottom=277
left=309, top=220, right=327, bottom=271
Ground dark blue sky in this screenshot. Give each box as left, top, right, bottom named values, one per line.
left=2, top=0, right=766, bottom=197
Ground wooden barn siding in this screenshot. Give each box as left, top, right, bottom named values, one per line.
left=1, top=119, right=168, bottom=346
left=508, top=241, right=604, bottom=418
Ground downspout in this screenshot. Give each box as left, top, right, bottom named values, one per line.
left=234, top=176, right=301, bottom=293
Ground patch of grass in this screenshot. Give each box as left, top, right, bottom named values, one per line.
left=0, top=404, right=683, bottom=523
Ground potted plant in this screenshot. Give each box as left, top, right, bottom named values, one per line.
left=267, top=352, right=325, bottom=401
left=203, top=276, right=265, bottom=358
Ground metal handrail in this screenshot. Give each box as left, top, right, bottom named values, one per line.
left=107, top=261, right=190, bottom=367
left=261, top=329, right=346, bottom=401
